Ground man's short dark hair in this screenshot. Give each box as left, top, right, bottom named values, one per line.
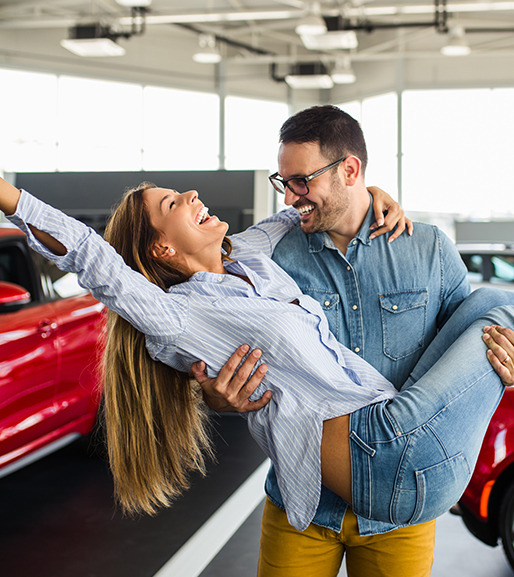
left=279, top=105, right=368, bottom=174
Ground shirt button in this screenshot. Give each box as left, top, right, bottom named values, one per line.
left=355, top=347, right=361, bottom=353
left=217, top=276, right=223, bottom=282
left=352, top=240, right=357, bottom=245
left=392, top=305, right=398, bottom=310
left=347, top=266, right=351, bottom=271
left=324, top=300, right=330, bottom=307
left=352, top=305, right=358, bottom=310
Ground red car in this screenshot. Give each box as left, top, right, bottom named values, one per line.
left=0, top=226, right=105, bottom=477
left=457, top=387, right=514, bottom=568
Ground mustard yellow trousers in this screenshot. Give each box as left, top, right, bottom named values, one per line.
left=258, top=498, right=436, bottom=577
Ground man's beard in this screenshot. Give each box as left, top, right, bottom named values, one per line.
left=297, top=176, right=350, bottom=235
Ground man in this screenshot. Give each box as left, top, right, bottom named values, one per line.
left=192, top=105, right=513, bottom=576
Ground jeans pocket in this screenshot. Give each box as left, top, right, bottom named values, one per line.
left=392, top=452, right=471, bottom=525
left=379, top=289, right=428, bottom=360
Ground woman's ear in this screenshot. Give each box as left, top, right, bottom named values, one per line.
left=151, top=244, right=175, bottom=260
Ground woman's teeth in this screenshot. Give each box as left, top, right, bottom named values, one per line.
left=196, top=206, right=209, bottom=224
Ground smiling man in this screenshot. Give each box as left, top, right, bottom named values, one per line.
left=195, top=105, right=478, bottom=577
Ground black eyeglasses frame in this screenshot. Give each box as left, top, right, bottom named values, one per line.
left=268, top=156, right=347, bottom=196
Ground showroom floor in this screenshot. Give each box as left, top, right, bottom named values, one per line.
left=0, top=415, right=513, bottom=577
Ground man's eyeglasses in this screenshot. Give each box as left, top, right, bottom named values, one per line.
left=268, top=157, right=347, bottom=196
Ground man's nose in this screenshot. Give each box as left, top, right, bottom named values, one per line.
left=284, top=187, right=300, bottom=206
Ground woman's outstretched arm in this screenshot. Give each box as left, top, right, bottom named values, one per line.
left=0, top=178, right=66, bottom=256
left=0, top=180, right=186, bottom=343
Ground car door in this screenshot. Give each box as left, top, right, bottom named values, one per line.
left=0, top=239, right=61, bottom=468
left=32, top=252, right=105, bottom=435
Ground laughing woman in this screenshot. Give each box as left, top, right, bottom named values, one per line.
left=1, top=177, right=513, bottom=531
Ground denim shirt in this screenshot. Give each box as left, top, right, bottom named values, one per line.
left=267, top=197, right=471, bottom=535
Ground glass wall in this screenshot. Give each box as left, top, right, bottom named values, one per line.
left=0, top=69, right=58, bottom=172
left=339, top=88, right=514, bottom=219
left=224, top=96, right=289, bottom=171
left=338, top=94, right=398, bottom=199
left=0, top=68, right=282, bottom=175
left=143, top=86, right=219, bottom=171
left=402, top=88, right=514, bottom=218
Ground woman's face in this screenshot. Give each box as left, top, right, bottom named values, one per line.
left=143, top=187, right=228, bottom=273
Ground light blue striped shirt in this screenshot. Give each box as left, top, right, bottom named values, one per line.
left=10, top=190, right=397, bottom=531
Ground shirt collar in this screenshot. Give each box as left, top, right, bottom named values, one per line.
left=307, top=193, right=375, bottom=253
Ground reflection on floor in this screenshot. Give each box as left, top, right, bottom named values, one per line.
left=0, top=415, right=265, bottom=577
left=1, top=412, right=513, bottom=577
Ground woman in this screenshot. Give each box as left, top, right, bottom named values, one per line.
left=1, top=177, right=513, bottom=532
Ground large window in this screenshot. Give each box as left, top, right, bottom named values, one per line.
left=0, top=68, right=286, bottom=175
left=57, top=76, right=144, bottom=172
left=224, top=96, right=289, bottom=170
left=402, top=88, right=514, bottom=217
left=338, top=94, right=398, bottom=199
left=0, top=69, right=58, bottom=173
left=143, top=86, right=219, bottom=170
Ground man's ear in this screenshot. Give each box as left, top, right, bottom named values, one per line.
left=341, top=156, right=362, bottom=186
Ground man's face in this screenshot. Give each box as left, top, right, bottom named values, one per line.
left=277, top=141, right=350, bottom=235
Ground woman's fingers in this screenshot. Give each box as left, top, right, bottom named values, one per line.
left=483, top=325, right=514, bottom=386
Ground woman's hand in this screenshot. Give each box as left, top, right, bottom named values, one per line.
left=367, top=186, right=414, bottom=243
left=191, top=345, right=271, bottom=413
left=483, top=325, right=514, bottom=386
left=0, top=177, right=22, bottom=216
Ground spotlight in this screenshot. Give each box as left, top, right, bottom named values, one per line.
left=441, top=26, right=471, bottom=56
left=331, top=57, right=356, bottom=84
left=193, top=34, right=222, bottom=64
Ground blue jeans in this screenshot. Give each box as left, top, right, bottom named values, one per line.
left=349, top=288, right=514, bottom=526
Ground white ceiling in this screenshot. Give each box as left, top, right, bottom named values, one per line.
left=1, top=0, right=514, bottom=102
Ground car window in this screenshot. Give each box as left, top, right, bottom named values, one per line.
left=31, top=252, right=87, bottom=299
left=0, top=244, right=33, bottom=292
left=462, top=254, right=514, bottom=285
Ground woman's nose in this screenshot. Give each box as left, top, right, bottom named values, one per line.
left=182, top=190, right=198, bottom=203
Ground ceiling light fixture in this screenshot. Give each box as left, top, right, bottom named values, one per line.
left=285, top=63, right=334, bottom=89
left=441, top=25, right=471, bottom=56
left=60, top=24, right=126, bottom=57
left=116, top=0, right=152, bottom=6
left=331, top=57, right=356, bottom=84
left=193, top=33, right=222, bottom=63
left=295, top=2, right=327, bottom=36
left=301, top=30, right=358, bottom=51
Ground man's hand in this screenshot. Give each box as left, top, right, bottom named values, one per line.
left=367, top=186, right=414, bottom=243
left=483, top=325, right=514, bottom=386
left=191, top=345, right=271, bottom=413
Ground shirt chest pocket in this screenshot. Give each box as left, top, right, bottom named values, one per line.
left=301, top=289, right=340, bottom=338
left=379, top=289, right=428, bottom=360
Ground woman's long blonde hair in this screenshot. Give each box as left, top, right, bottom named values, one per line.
left=101, top=182, right=231, bottom=515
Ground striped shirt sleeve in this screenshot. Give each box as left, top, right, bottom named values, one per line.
left=9, top=190, right=188, bottom=342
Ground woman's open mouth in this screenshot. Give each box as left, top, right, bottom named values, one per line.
left=195, top=206, right=210, bottom=224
